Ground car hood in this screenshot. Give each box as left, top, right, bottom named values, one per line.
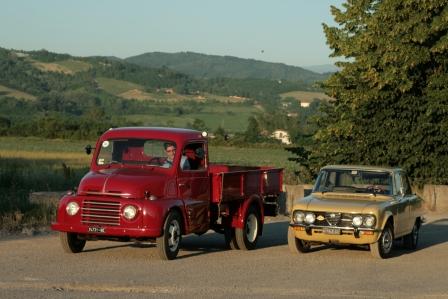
left=296, top=192, right=392, bottom=214
left=77, top=168, right=173, bottom=199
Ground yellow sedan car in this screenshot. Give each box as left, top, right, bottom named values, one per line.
left=288, top=165, right=424, bottom=258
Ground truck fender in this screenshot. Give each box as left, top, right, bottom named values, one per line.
left=142, top=199, right=186, bottom=236
left=232, top=194, right=264, bottom=235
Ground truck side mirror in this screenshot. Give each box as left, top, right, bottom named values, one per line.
left=85, top=145, right=94, bottom=155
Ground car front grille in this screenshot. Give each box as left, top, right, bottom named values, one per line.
left=81, top=200, right=121, bottom=226
left=314, top=212, right=354, bottom=227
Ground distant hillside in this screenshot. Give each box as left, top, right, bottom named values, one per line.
left=125, top=51, right=328, bottom=83
left=302, top=64, right=339, bottom=74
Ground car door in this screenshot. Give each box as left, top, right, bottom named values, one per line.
left=393, top=171, right=410, bottom=237
left=177, top=142, right=210, bottom=233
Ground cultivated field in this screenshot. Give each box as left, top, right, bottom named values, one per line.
left=280, top=90, right=333, bottom=103
left=0, top=84, right=36, bottom=101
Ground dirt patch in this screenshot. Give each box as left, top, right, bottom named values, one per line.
left=118, top=89, right=152, bottom=100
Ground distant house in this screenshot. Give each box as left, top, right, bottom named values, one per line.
left=300, top=102, right=310, bottom=108
left=271, top=129, right=292, bottom=145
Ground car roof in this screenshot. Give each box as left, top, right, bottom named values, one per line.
left=321, top=165, right=402, bottom=172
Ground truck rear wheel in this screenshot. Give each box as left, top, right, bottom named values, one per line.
left=224, top=227, right=239, bottom=250
left=287, top=226, right=311, bottom=254
left=235, top=207, right=260, bottom=250
left=59, top=232, right=86, bottom=253
left=156, top=211, right=182, bottom=260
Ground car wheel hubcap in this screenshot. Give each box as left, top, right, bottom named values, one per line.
left=168, top=220, right=180, bottom=251
left=245, top=214, right=258, bottom=243
left=382, top=229, right=393, bottom=253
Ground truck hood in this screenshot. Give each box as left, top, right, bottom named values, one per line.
left=77, top=168, right=173, bottom=199
left=297, top=192, right=392, bottom=214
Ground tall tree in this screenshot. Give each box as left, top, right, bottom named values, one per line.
left=310, top=0, right=448, bottom=184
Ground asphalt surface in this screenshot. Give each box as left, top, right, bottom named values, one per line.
left=1, top=215, right=448, bottom=299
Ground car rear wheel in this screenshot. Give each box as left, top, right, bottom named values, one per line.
left=403, top=220, right=419, bottom=250
left=59, top=232, right=86, bottom=253
left=235, top=207, right=260, bottom=250
left=370, top=223, right=394, bottom=258
left=287, top=226, right=311, bottom=254
left=156, top=211, right=182, bottom=260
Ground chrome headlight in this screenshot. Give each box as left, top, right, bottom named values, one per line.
left=352, top=215, right=363, bottom=227
left=123, top=205, right=137, bottom=220
left=293, top=211, right=305, bottom=224
left=363, top=215, right=376, bottom=228
left=304, top=212, right=316, bottom=224
left=66, top=201, right=80, bottom=216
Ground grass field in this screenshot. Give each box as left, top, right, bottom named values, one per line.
left=30, top=59, right=91, bottom=74
left=126, top=103, right=259, bottom=132
left=280, top=90, right=333, bottom=103
left=0, top=84, right=36, bottom=100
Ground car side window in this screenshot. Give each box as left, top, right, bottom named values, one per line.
left=181, top=142, right=206, bottom=171
left=394, top=172, right=402, bottom=196
left=401, top=172, right=412, bottom=195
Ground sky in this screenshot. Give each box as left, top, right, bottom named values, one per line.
left=0, top=0, right=345, bottom=67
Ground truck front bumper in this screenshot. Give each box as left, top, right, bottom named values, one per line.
left=290, top=224, right=380, bottom=245
left=51, top=222, right=161, bottom=238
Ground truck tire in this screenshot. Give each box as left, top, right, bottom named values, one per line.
left=224, top=227, right=239, bottom=250
left=287, top=226, right=311, bottom=254
left=370, top=223, right=394, bottom=259
left=403, top=220, right=419, bottom=250
left=156, top=211, right=182, bottom=260
left=235, top=206, right=260, bottom=250
left=59, top=232, right=86, bottom=253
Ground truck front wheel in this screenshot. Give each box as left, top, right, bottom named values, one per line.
left=156, top=211, right=182, bottom=260
left=235, top=207, right=260, bottom=250
left=59, top=232, right=86, bottom=253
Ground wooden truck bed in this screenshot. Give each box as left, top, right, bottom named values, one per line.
left=209, top=164, right=283, bottom=204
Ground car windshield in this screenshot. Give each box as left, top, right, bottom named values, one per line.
left=314, top=169, right=393, bottom=195
left=96, top=138, right=174, bottom=168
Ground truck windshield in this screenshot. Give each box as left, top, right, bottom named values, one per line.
left=96, top=138, right=175, bottom=168
left=314, top=169, right=393, bottom=195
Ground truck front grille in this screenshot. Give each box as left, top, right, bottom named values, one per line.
left=81, top=200, right=121, bottom=226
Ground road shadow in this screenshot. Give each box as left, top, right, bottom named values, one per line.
left=177, top=220, right=290, bottom=258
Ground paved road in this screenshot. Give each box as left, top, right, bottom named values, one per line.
left=1, top=216, right=448, bottom=299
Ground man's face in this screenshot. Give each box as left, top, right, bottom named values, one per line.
left=166, top=145, right=176, bottom=160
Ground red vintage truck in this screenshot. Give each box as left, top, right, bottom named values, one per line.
left=52, top=127, right=283, bottom=260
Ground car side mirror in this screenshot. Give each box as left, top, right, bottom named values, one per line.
left=85, top=145, right=94, bottom=155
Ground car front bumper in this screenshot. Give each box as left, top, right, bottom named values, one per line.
left=290, top=224, right=381, bottom=245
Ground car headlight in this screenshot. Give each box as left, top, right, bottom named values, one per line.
left=123, top=205, right=137, bottom=220
left=66, top=201, right=80, bottom=216
left=363, top=215, right=376, bottom=228
left=293, top=211, right=305, bottom=224
left=304, top=212, right=316, bottom=224
left=352, top=215, right=363, bottom=227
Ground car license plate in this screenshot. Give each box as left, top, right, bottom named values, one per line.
left=323, top=227, right=340, bottom=235
left=88, top=227, right=105, bottom=233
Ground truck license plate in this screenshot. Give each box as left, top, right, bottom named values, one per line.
left=323, top=227, right=340, bottom=235
left=88, top=227, right=105, bottom=233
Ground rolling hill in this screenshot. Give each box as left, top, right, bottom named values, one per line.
left=125, top=51, right=328, bottom=83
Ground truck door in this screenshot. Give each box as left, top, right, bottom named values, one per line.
left=177, top=142, right=210, bottom=233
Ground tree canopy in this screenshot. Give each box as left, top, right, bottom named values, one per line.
left=307, top=0, right=448, bottom=184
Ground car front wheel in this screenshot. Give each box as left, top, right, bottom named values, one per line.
left=370, top=223, right=394, bottom=258
left=287, top=226, right=311, bottom=254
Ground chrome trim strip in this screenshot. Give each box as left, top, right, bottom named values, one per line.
left=82, top=220, right=119, bottom=225
left=290, top=223, right=377, bottom=231
left=81, top=214, right=120, bottom=219
left=85, top=191, right=131, bottom=198
left=82, top=207, right=119, bottom=212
